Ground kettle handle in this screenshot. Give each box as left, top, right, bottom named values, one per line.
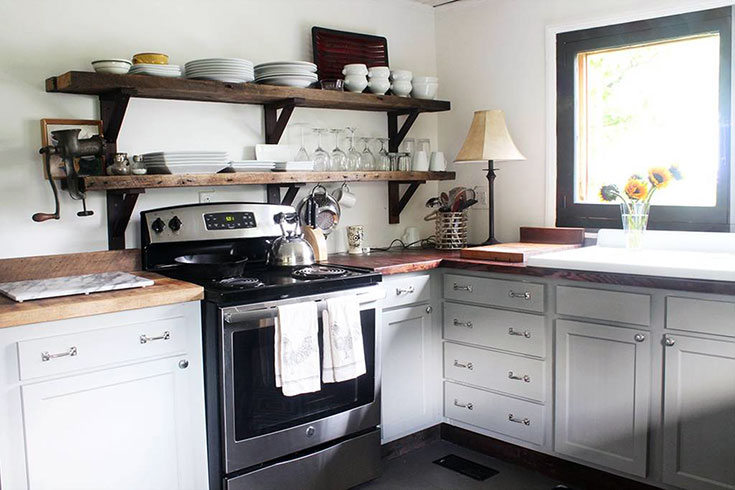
left=274, top=212, right=301, bottom=236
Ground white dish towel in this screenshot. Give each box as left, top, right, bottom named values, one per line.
left=274, top=301, right=321, bottom=396
left=322, top=294, right=366, bottom=383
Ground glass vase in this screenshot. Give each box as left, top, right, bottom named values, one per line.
left=620, top=201, right=650, bottom=249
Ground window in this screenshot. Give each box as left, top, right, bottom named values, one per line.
left=556, top=7, right=732, bottom=231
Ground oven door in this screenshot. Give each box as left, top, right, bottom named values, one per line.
left=220, top=286, right=383, bottom=473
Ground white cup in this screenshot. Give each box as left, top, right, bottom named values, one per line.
left=347, top=225, right=364, bottom=255
left=390, top=69, right=412, bottom=81
left=344, top=74, right=368, bottom=93
left=401, top=226, right=420, bottom=247
left=342, top=64, right=368, bottom=76
left=332, top=183, right=357, bottom=208
left=390, top=80, right=412, bottom=97
left=368, top=66, right=390, bottom=78
left=367, top=77, right=390, bottom=94
left=429, top=151, right=446, bottom=171
left=412, top=150, right=429, bottom=171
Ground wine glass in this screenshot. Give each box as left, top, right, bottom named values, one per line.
left=376, top=138, right=390, bottom=171
left=329, top=129, right=348, bottom=171
left=292, top=123, right=310, bottom=162
left=360, top=137, right=376, bottom=170
left=312, top=129, right=330, bottom=171
left=344, top=127, right=362, bottom=171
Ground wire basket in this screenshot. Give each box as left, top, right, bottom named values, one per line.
left=435, top=211, right=468, bottom=249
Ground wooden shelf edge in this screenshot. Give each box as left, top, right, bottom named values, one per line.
left=46, top=71, right=451, bottom=113
left=83, top=171, right=456, bottom=191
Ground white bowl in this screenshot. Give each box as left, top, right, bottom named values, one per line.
left=390, top=80, right=412, bottom=97
left=411, top=82, right=439, bottom=100
left=390, top=69, right=412, bottom=81
left=368, top=66, right=390, bottom=78
left=344, top=74, right=368, bottom=93
left=413, top=76, right=438, bottom=83
left=92, top=59, right=132, bottom=75
left=368, top=77, right=390, bottom=94
left=342, top=63, right=368, bottom=75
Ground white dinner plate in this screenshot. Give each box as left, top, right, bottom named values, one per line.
left=254, top=77, right=316, bottom=87
left=255, top=61, right=316, bottom=70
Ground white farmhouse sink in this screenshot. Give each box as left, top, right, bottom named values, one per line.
left=527, top=230, right=735, bottom=282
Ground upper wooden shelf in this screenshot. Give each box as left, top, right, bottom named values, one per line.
left=46, top=72, right=451, bottom=113
left=83, top=171, right=456, bottom=191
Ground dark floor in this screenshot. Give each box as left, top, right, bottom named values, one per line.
left=356, top=440, right=564, bottom=490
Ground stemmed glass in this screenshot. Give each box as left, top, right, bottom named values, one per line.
left=292, top=123, right=310, bottom=162
left=360, top=137, right=376, bottom=170
left=312, top=129, right=330, bottom=171
left=376, top=138, right=390, bottom=171
left=344, top=127, right=362, bottom=171
left=329, top=129, right=348, bottom=171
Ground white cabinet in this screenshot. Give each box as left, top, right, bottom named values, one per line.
left=381, top=303, right=436, bottom=443
left=0, top=302, right=208, bottom=490
left=555, top=319, right=651, bottom=477
left=662, top=334, right=735, bottom=490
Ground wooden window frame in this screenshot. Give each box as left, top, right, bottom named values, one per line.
left=556, top=7, right=732, bottom=231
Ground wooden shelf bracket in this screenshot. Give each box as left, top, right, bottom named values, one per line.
left=264, top=97, right=304, bottom=144
left=388, top=109, right=420, bottom=152
left=266, top=183, right=303, bottom=206
left=106, top=189, right=144, bottom=250
left=388, top=181, right=423, bottom=224
left=99, top=89, right=133, bottom=165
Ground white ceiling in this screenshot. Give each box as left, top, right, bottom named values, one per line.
left=410, top=0, right=464, bottom=7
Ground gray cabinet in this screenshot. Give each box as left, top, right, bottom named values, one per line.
left=662, top=335, right=735, bottom=490
left=555, top=319, right=651, bottom=477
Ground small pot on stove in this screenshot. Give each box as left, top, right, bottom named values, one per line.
left=268, top=212, right=315, bottom=267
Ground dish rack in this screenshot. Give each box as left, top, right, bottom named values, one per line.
left=435, top=211, right=468, bottom=249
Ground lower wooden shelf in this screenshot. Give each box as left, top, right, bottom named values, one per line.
left=82, top=171, right=455, bottom=191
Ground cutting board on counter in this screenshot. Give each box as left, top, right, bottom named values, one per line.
left=0, top=272, right=154, bottom=302
left=460, top=227, right=585, bottom=263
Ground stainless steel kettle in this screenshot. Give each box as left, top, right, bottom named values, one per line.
left=268, top=212, right=316, bottom=267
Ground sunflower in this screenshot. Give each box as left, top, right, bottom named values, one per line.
left=624, top=178, right=648, bottom=200
left=648, top=167, right=673, bottom=188
left=599, top=184, right=620, bottom=202
left=669, top=163, right=683, bottom=181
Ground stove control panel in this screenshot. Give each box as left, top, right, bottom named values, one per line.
left=142, top=203, right=292, bottom=244
left=204, top=212, right=256, bottom=230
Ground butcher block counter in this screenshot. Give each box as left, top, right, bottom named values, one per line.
left=0, top=250, right=203, bottom=328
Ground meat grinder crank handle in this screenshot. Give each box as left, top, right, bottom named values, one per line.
left=32, top=148, right=60, bottom=222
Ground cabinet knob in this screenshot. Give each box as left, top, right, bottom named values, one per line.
left=426, top=305, right=433, bottom=314
left=665, top=337, right=676, bottom=347
left=178, top=359, right=189, bottom=369
left=634, top=333, right=646, bottom=343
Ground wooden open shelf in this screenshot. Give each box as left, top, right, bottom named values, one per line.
left=46, top=72, right=450, bottom=113
left=83, top=171, right=456, bottom=191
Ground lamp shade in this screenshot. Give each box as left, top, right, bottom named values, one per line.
left=455, top=109, right=526, bottom=162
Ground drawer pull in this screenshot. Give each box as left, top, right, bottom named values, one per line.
left=508, top=328, right=531, bottom=338
left=395, top=286, right=415, bottom=296
left=453, top=283, right=473, bottom=292
left=454, top=360, right=474, bottom=370
left=508, top=371, right=531, bottom=383
left=454, top=399, right=473, bottom=410
left=41, top=346, right=77, bottom=362
left=140, top=331, right=171, bottom=344
left=508, top=414, right=531, bottom=425
left=453, top=319, right=473, bottom=329
left=509, top=290, right=531, bottom=300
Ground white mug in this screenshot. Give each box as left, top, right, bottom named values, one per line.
left=401, top=226, right=420, bottom=247
left=429, top=151, right=446, bottom=171
left=347, top=225, right=364, bottom=255
left=332, top=183, right=357, bottom=208
left=344, top=74, right=368, bottom=93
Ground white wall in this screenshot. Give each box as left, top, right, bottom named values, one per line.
left=0, top=0, right=439, bottom=258
left=436, top=0, right=735, bottom=243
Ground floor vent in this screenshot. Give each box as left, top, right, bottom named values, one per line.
left=433, top=454, right=499, bottom=481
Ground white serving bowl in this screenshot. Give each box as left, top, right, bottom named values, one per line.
left=390, top=69, right=412, bottom=81
left=411, top=82, right=439, bottom=100
left=91, top=59, right=132, bottom=75
left=367, top=77, right=390, bottom=94
left=390, top=80, right=412, bottom=97
left=342, top=63, right=368, bottom=75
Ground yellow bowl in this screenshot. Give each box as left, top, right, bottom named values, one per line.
left=132, top=52, right=169, bottom=65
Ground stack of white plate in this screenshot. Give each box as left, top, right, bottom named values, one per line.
left=143, top=151, right=229, bottom=174
left=254, top=61, right=318, bottom=88
left=129, top=64, right=182, bottom=77
left=184, top=58, right=254, bottom=83
left=229, top=161, right=276, bottom=172
left=274, top=161, right=315, bottom=171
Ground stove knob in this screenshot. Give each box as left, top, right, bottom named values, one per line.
left=169, top=216, right=183, bottom=232
left=151, top=218, right=166, bottom=234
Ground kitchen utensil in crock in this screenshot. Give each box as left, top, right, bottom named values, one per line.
left=173, top=253, right=249, bottom=279
left=268, top=212, right=316, bottom=267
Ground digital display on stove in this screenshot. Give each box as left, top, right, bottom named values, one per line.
left=204, top=212, right=256, bottom=230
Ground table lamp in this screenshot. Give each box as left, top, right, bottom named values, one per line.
left=454, top=109, right=526, bottom=245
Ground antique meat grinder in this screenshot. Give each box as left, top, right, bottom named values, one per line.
left=33, top=129, right=105, bottom=221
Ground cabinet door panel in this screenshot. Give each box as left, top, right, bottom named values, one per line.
left=555, top=320, right=650, bottom=477
left=663, top=335, right=735, bottom=490
left=22, top=357, right=196, bottom=490
left=381, top=305, right=434, bottom=443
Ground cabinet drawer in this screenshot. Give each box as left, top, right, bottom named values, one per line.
left=444, top=342, right=545, bottom=402
left=382, top=274, right=431, bottom=309
left=444, top=274, right=544, bottom=312
left=443, top=303, right=545, bottom=357
left=666, top=296, right=735, bottom=337
left=17, top=317, right=187, bottom=380
left=557, top=286, right=650, bottom=326
left=445, top=381, right=544, bottom=445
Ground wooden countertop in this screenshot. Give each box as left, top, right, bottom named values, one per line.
left=328, top=249, right=735, bottom=296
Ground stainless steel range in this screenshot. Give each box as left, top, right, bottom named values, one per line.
left=141, top=203, right=383, bottom=490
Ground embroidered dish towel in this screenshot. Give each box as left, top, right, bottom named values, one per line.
left=322, top=294, right=366, bottom=383
left=275, top=301, right=321, bottom=396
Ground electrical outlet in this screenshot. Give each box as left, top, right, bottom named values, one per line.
left=475, top=188, right=489, bottom=210
left=199, top=190, right=215, bottom=203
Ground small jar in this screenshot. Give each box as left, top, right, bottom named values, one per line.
left=107, top=153, right=131, bottom=175
left=131, top=155, right=147, bottom=175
